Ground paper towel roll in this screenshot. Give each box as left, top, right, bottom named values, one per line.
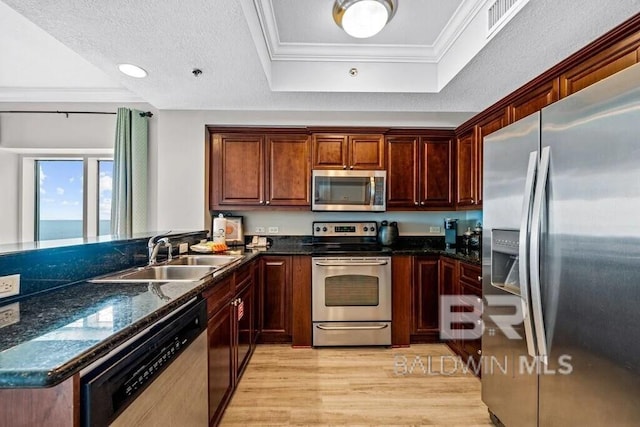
left=213, top=217, right=227, bottom=243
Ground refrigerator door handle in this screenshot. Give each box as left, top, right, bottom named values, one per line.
left=530, top=146, right=551, bottom=364
left=519, top=151, right=538, bottom=358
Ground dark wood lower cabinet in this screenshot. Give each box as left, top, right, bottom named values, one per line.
left=411, top=257, right=440, bottom=343
left=440, top=260, right=483, bottom=377
left=259, top=256, right=292, bottom=343
left=207, top=300, right=233, bottom=426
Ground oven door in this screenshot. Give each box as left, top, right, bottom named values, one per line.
left=312, top=257, right=391, bottom=322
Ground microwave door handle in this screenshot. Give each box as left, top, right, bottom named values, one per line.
left=370, top=176, right=375, bottom=206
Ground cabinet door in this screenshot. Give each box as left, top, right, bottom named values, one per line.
left=476, top=112, right=507, bottom=207
left=212, top=133, right=264, bottom=206
left=385, top=136, right=419, bottom=208
left=458, top=281, right=482, bottom=373
left=455, top=130, right=476, bottom=207
left=411, top=257, right=440, bottom=340
left=266, top=134, right=311, bottom=206
left=235, top=281, right=254, bottom=379
left=207, top=304, right=233, bottom=426
left=348, top=134, right=385, bottom=170
left=260, top=256, right=292, bottom=342
left=419, top=137, right=453, bottom=208
left=439, top=257, right=459, bottom=352
left=560, top=32, right=640, bottom=97
left=311, top=134, right=348, bottom=169
left=508, top=78, right=559, bottom=123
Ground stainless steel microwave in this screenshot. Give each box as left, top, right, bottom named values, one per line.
left=312, top=170, right=386, bottom=211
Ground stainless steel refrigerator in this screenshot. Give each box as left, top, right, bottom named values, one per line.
left=481, top=62, right=640, bottom=426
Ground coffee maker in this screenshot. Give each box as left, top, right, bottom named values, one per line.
left=444, top=218, right=458, bottom=248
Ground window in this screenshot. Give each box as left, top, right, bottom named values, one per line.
left=23, top=156, right=113, bottom=241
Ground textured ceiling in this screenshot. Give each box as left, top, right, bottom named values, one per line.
left=0, top=0, right=639, bottom=125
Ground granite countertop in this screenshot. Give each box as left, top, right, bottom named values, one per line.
left=0, top=251, right=260, bottom=388
left=0, top=239, right=479, bottom=389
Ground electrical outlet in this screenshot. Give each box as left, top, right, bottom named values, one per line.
left=0, top=303, right=19, bottom=329
left=429, top=226, right=441, bottom=233
left=179, top=242, right=189, bottom=254
left=268, top=226, right=279, bottom=234
left=0, top=274, right=19, bottom=299
left=255, top=226, right=265, bottom=233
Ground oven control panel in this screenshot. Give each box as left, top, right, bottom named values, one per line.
left=312, top=221, right=378, bottom=237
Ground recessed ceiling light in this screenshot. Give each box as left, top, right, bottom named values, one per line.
left=118, top=63, right=147, bottom=78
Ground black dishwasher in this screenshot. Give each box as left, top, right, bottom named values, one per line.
left=80, top=298, right=207, bottom=427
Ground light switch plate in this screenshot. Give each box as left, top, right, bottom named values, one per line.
left=429, top=226, right=441, bottom=233
left=268, top=226, right=279, bottom=234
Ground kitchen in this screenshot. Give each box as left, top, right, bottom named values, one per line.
left=1, top=1, right=640, bottom=426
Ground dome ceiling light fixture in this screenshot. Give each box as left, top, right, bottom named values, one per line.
left=333, top=0, right=397, bottom=39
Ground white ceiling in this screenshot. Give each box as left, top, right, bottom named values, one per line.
left=1, top=0, right=639, bottom=126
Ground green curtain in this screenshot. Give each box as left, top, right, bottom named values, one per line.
left=111, top=108, right=148, bottom=236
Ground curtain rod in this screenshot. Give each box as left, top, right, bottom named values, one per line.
left=0, top=110, right=153, bottom=118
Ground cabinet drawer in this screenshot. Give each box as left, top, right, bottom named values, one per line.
left=459, top=262, right=482, bottom=294
left=234, top=264, right=252, bottom=291
left=203, top=276, right=233, bottom=318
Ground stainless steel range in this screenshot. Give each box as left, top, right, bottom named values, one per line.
left=311, top=221, right=392, bottom=347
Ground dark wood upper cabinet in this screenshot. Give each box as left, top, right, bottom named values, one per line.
left=508, top=78, right=559, bottom=123
left=210, top=131, right=310, bottom=209
left=419, top=137, right=453, bottom=208
left=265, top=135, right=311, bottom=206
left=385, top=136, right=419, bottom=208
left=212, top=133, right=264, bottom=207
left=560, top=31, right=640, bottom=98
left=386, top=135, right=453, bottom=209
left=312, top=133, right=384, bottom=170
left=455, top=129, right=476, bottom=207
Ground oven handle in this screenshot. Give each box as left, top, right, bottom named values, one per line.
left=314, top=261, right=389, bottom=267
left=315, top=324, right=389, bottom=331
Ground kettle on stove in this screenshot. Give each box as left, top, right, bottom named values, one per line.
left=378, top=221, right=399, bottom=246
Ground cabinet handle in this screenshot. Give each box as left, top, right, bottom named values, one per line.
left=476, top=319, right=482, bottom=325
left=477, top=349, right=482, bottom=355
left=265, top=262, right=283, bottom=266
left=477, top=276, right=482, bottom=282
left=265, top=201, right=270, bottom=205
left=414, top=202, right=419, bottom=206
left=343, top=165, right=347, bottom=169
left=349, top=165, right=354, bottom=170
left=471, top=198, right=475, bottom=204
left=420, top=201, right=425, bottom=206
left=259, top=200, right=264, bottom=204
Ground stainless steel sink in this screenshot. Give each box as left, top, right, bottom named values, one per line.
left=90, top=265, right=216, bottom=283
left=168, top=254, right=244, bottom=267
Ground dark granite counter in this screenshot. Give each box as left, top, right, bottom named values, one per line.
left=0, top=235, right=478, bottom=389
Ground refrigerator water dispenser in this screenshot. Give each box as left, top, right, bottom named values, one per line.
left=491, top=229, right=521, bottom=295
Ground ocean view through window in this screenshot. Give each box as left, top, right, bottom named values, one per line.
left=34, top=158, right=113, bottom=241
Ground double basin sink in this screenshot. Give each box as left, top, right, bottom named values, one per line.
left=89, top=255, right=244, bottom=283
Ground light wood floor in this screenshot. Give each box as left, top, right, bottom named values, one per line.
left=220, top=344, right=492, bottom=426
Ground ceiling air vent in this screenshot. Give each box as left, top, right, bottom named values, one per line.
left=488, top=0, right=520, bottom=31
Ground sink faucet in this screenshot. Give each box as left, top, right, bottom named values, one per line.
left=148, top=233, right=173, bottom=265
